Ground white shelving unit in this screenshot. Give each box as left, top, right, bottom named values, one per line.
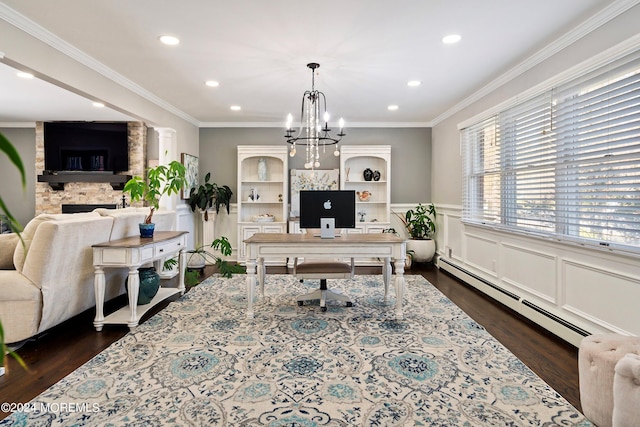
left=340, top=145, right=391, bottom=265
left=340, top=145, right=391, bottom=233
left=237, top=146, right=288, bottom=264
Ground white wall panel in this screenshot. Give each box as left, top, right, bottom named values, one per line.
left=502, top=243, right=557, bottom=303
left=465, top=233, right=499, bottom=277
left=563, top=260, right=640, bottom=336
left=444, top=208, right=463, bottom=262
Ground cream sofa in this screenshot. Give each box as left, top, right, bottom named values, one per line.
left=0, top=208, right=176, bottom=344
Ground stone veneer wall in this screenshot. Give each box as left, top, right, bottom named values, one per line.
left=35, top=122, right=147, bottom=214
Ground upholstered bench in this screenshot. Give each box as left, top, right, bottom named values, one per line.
left=578, top=334, right=640, bottom=427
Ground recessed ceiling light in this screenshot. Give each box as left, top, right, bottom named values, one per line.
left=17, top=71, right=34, bottom=79
left=230, top=105, right=241, bottom=111
left=205, top=80, right=220, bottom=87
left=442, top=34, right=462, bottom=44
left=158, top=35, right=180, bottom=46
left=92, top=102, right=105, bottom=108
left=407, top=80, right=421, bottom=87
left=388, top=105, right=399, bottom=111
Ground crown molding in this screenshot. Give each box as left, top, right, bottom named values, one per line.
left=432, top=0, right=640, bottom=126
left=0, top=3, right=199, bottom=127
left=199, top=121, right=433, bottom=128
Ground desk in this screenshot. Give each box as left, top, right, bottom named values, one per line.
left=244, top=233, right=406, bottom=319
left=92, top=231, right=188, bottom=330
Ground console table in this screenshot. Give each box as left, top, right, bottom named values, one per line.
left=92, top=231, right=188, bottom=330
left=244, top=233, right=407, bottom=319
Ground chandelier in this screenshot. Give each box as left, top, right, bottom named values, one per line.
left=285, top=63, right=345, bottom=169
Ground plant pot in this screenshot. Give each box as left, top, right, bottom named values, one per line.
left=406, top=239, right=435, bottom=263
left=139, top=223, right=155, bottom=238
left=125, top=267, right=161, bottom=305
left=187, top=252, right=206, bottom=269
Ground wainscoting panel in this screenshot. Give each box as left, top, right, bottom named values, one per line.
left=465, top=233, right=499, bottom=277
left=436, top=203, right=640, bottom=346
left=502, top=243, right=557, bottom=304
left=176, top=204, right=195, bottom=250
left=444, top=209, right=463, bottom=262
left=563, top=260, right=640, bottom=336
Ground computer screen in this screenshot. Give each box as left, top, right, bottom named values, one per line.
left=299, top=190, right=356, bottom=229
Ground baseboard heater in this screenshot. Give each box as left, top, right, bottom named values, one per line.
left=438, top=258, right=519, bottom=301
left=438, top=257, right=589, bottom=341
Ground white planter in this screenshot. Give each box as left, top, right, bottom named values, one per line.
left=406, top=239, right=435, bottom=263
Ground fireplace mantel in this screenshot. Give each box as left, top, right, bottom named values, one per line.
left=37, top=173, right=132, bottom=191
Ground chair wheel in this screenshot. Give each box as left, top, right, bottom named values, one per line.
left=297, top=301, right=303, bottom=306
left=321, top=306, right=327, bottom=312
left=346, top=302, right=353, bottom=307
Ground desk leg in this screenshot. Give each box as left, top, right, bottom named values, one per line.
left=394, top=259, right=405, bottom=320
left=93, top=266, right=106, bottom=331
left=178, top=248, right=186, bottom=294
left=246, top=258, right=257, bottom=319
left=383, top=257, right=392, bottom=302
left=127, top=266, right=140, bottom=329
left=258, top=257, right=265, bottom=297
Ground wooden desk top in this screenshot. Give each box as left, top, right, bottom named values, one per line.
left=244, top=232, right=405, bottom=244
left=93, top=231, right=188, bottom=248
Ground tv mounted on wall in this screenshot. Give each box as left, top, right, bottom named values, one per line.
left=43, top=122, right=129, bottom=173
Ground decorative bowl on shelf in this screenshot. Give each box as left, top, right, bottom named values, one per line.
left=357, top=191, right=372, bottom=202
left=253, top=214, right=275, bottom=222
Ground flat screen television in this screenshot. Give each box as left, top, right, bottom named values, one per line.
left=299, top=190, right=356, bottom=230
left=43, top=122, right=129, bottom=173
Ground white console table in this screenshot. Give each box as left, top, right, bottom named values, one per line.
left=92, top=231, right=188, bottom=330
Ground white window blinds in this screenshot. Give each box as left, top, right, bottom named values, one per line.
left=462, top=49, right=640, bottom=252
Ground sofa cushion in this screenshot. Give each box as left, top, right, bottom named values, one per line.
left=0, top=233, right=19, bottom=269
left=97, top=208, right=175, bottom=240
left=13, top=212, right=102, bottom=273
left=0, top=271, right=42, bottom=343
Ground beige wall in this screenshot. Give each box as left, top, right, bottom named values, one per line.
left=0, top=127, right=36, bottom=227
left=198, top=127, right=432, bottom=204
left=432, top=4, right=640, bottom=206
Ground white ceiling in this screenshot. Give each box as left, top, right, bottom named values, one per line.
left=0, top=0, right=625, bottom=127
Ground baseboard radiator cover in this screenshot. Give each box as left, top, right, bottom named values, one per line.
left=437, top=257, right=590, bottom=347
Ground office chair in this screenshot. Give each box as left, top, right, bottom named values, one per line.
left=292, top=229, right=355, bottom=311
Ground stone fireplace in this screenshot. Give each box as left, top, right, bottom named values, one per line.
left=35, top=121, right=147, bottom=214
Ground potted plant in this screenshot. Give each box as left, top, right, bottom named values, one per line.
left=123, top=160, right=187, bottom=237
left=1, top=132, right=28, bottom=373
left=186, top=172, right=233, bottom=221
left=394, top=203, right=437, bottom=263
left=164, top=236, right=245, bottom=286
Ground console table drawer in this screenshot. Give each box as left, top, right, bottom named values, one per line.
left=155, top=239, right=183, bottom=258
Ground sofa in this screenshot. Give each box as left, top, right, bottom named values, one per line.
left=0, top=208, right=176, bottom=344
left=578, top=333, right=640, bottom=427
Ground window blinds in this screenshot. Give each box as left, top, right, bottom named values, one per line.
left=461, top=49, right=640, bottom=252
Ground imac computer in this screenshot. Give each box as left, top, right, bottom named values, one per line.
left=299, top=190, right=356, bottom=238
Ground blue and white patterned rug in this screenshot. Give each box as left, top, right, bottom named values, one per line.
left=1, top=274, right=592, bottom=426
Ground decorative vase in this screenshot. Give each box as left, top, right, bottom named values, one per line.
left=373, top=170, right=381, bottom=181
left=125, top=267, right=161, bottom=305
left=258, top=158, right=268, bottom=181
left=363, top=168, right=373, bottom=181
left=139, top=223, right=155, bottom=238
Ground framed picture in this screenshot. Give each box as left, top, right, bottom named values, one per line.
left=181, top=153, right=198, bottom=200
left=289, top=169, right=339, bottom=217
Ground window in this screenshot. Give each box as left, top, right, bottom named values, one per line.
left=462, top=49, right=640, bottom=253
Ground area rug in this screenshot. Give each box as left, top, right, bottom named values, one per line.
left=1, top=274, right=592, bottom=426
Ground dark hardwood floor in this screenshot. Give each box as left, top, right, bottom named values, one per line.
left=0, top=263, right=582, bottom=420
